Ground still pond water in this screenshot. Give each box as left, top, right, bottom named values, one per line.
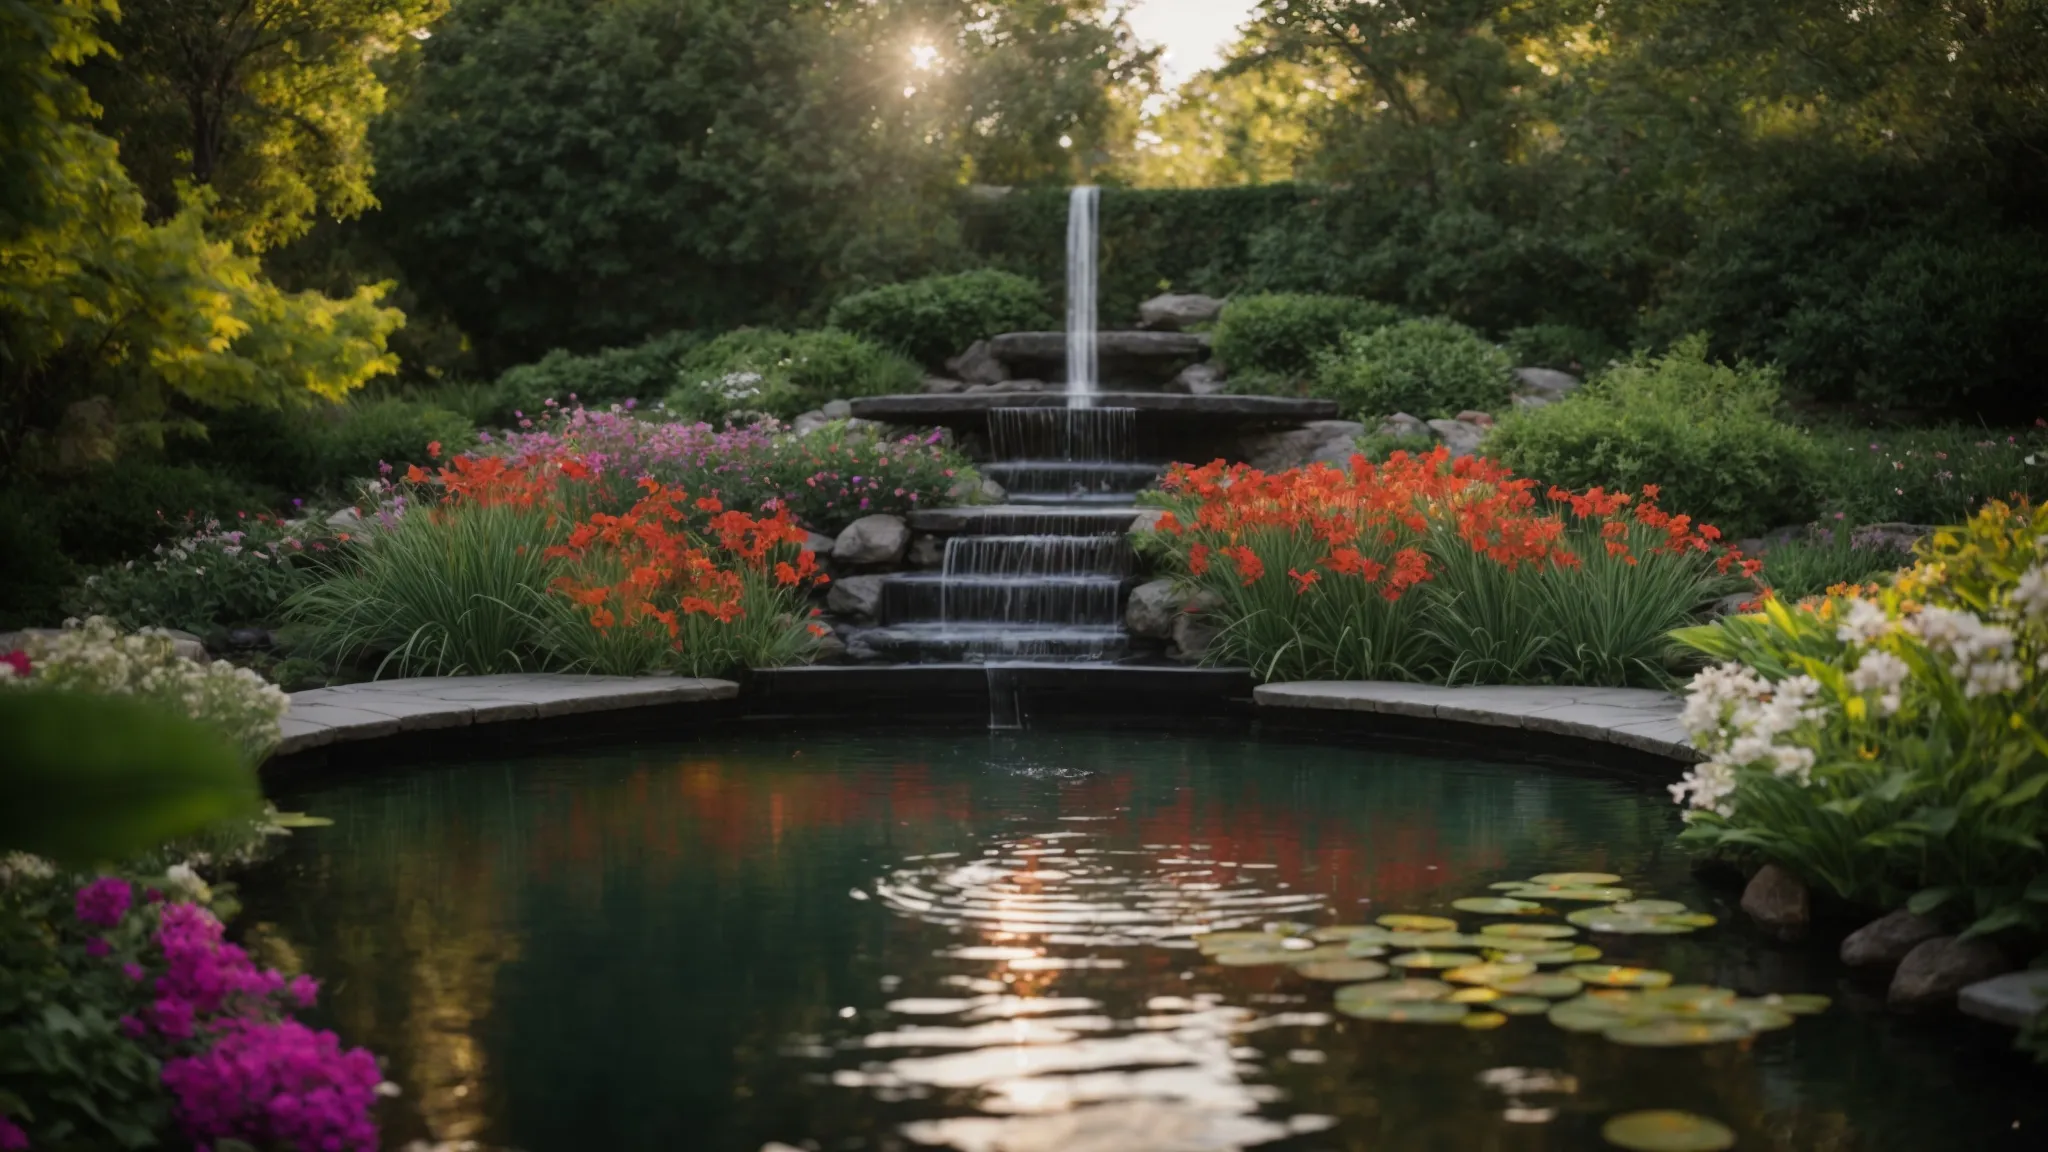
left=243, top=728, right=2045, bottom=1152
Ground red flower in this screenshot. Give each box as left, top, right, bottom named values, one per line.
left=0, top=650, right=29, bottom=678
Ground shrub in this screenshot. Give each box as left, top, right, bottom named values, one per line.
left=0, top=490, right=75, bottom=628
left=1807, top=424, right=2048, bottom=526
left=666, top=329, right=920, bottom=423
left=1211, top=293, right=1406, bottom=383
left=303, top=398, right=474, bottom=487
left=3, top=617, right=289, bottom=763
left=1484, top=336, right=1819, bottom=539
left=169, top=398, right=469, bottom=497
left=66, top=514, right=342, bottom=639
left=493, top=330, right=703, bottom=418
left=1503, top=323, right=1617, bottom=375
left=756, top=422, right=977, bottom=535
left=1139, top=449, right=1755, bottom=685
left=1670, top=500, right=2048, bottom=939
left=43, top=461, right=279, bottom=567
left=1311, top=317, right=1513, bottom=420
left=827, top=270, right=1053, bottom=368
left=1752, top=528, right=1915, bottom=602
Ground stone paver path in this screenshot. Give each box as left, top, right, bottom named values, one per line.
left=272, top=673, right=739, bottom=758
left=1253, top=681, right=1697, bottom=763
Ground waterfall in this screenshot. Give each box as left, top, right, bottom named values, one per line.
left=1065, top=185, right=1100, bottom=409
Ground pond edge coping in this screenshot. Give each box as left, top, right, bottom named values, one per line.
left=1252, top=681, right=1700, bottom=764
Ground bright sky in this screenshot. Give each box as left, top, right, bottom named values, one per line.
left=1125, top=0, right=1260, bottom=86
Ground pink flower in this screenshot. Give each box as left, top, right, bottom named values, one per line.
left=85, top=937, right=110, bottom=959
left=124, top=962, right=145, bottom=981
left=288, top=974, right=319, bottom=1008
left=75, top=877, right=132, bottom=928
left=0, top=1115, right=25, bottom=1151
left=0, top=649, right=27, bottom=678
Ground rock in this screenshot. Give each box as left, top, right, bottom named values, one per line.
left=1841, top=909, right=1945, bottom=969
left=986, top=331, right=1209, bottom=387
left=825, top=574, right=888, bottom=619
left=809, top=630, right=849, bottom=663
left=1958, top=970, right=2048, bottom=1027
left=907, top=534, right=945, bottom=569
left=226, top=627, right=271, bottom=650
left=1889, top=936, right=2013, bottom=1011
left=1170, top=593, right=1223, bottom=663
left=1241, top=420, right=1366, bottom=472
left=1125, top=579, right=1186, bottom=640
left=1138, top=293, right=1226, bottom=331
left=1740, top=864, right=1810, bottom=941
left=1425, top=418, right=1488, bottom=459
left=1512, top=366, right=1581, bottom=402
left=1708, top=592, right=1758, bottom=620
left=1168, top=362, right=1227, bottom=396
left=802, top=531, right=836, bottom=555
left=946, top=340, right=1010, bottom=386
left=1377, top=412, right=1429, bottom=439
left=832, top=515, right=910, bottom=566
left=154, top=628, right=209, bottom=663
left=1453, top=409, right=1495, bottom=427
left=964, top=378, right=1052, bottom=394
left=792, top=409, right=831, bottom=436
left=1511, top=393, right=1556, bottom=411
left=1129, top=507, right=1168, bottom=534
left=922, top=376, right=967, bottom=394
left=821, top=399, right=853, bottom=420
left=979, top=478, right=1008, bottom=503
left=1853, top=522, right=1934, bottom=554
left=325, top=507, right=364, bottom=531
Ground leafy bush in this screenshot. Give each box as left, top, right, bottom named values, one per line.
left=757, top=422, right=977, bottom=534
left=1211, top=293, right=1406, bottom=383
left=1671, top=501, right=2048, bottom=940
left=305, top=398, right=473, bottom=487
left=170, top=398, right=469, bottom=498
left=1503, top=323, right=1617, bottom=375
left=666, top=329, right=920, bottom=424
left=1140, top=449, right=1754, bottom=685
left=1807, top=424, right=2048, bottom=526
left=66, top=514, right=342, bottom=640
left=493, top=330, right=703, bottom=418
left=1484, top=336, right=1819, bottom=539
left=827, top=270, right=1052, bottom=368
left=1311, top=317, right=1513, bottom=420
left=42, top=461, right=279, bottom=567
left=0, top=490, right=75, bottom=628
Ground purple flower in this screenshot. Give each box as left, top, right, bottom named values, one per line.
left=161, top=1020, right=382, bottom=1152
left=378, top=460, right=393, bottom=476
left=150, top=995, right=197, bottom=1041
left=288, top=974, right=319, bottom=1008
left=120, top=1014, right=148, bottom=1039
left=75, top=877, right=132, bottom=928
left=85, top=937, right=110, bottom=959
left=124, top=962, right=145, bottom=982
left=0, top=1115, right=25, bottom=1151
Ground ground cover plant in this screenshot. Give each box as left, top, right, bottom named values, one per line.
left=1671, top=500, right=2048, bottom=950
left=1808, top=424, right=2048, bottom=527
left=66, top=513, right=348, bottom=642
left=1140, top=447, right=1757, bottom=685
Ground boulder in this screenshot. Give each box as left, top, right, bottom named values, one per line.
left=1708, top=592, right=1759, bottom=620
left=907, top=534, right=945, bottom=569
left=1170, top=595, right=1222, bottom=663
left=922, top=376, right=967, bottom=394
left=1125, top=579, right=1186, bottom=640
left=1168, top=362, right=1227, bottom=396
left=964, top=378, right=1053, bottom=394
left=802, top=531, right=836, bottom=556
left=1377, top=412, right=1430, bottom=440
left=1138, top=293, right=1226, bottom=331
left=825, top=574, right=888, bottom=619
left=1512, top=366, right=1581, bottom=403
left=1453, top=410, right=1495, bottom=428
left=832, top=515, right=910, bottom=566
left=1426, top=418, right=1488, bottom=459
left=791, top=410, right=831, bottom=436
left=326, top=507, right=365, bottom=531
left=946, top=340, right=1010, bottom=386
left=226, top=627, right=272, bottom=651
left=1889, top=936, right=2013, bottom=1011
left=1242, top=420, right=1366, bottom=472
left=821, top=399, right=853, bottom=420
left=1958, top=970, right=2048, bottom=1028
left=1841, top=909, right=1945, bottom=969
left=980, top=478, right=1008, bottom=504
left=809, top=630, right=850, bottom=663
left=1740, top=864, right=1810, bottom=941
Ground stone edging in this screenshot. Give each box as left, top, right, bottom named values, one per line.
left=273, top=673, right=740, bottom=758
left=1252, top=681, right=1698, bottom=763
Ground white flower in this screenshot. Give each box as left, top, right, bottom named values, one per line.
left=1835, top=597, right=1892, bottom=645
left=2013, top=566, right=2048, bottom=620
left=1847, top=650, right=1910, bottom=715
left=1965, top=659, right=2024, bottom=698
left=0, top=852, right=57, bottom=887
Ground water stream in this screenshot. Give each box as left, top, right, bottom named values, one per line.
left=1065, top=185, right=1099, bottom=410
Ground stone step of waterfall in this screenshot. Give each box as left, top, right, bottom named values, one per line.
left=880, top=574, right=1125, bottom=627
left=846, top=623, right=1131, bottom=663
left=942, top=534, right=1133, bottom=577
left=909, top=505, right=1156, bottom=536
left=987, top=406, right=1138, bottom=462
left=981, top=461, right=1163, bottom=500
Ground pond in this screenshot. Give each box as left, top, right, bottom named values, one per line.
left=242, top=727, right=2045, bottom=1152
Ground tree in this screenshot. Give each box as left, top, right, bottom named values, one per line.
left=79, top=0, right=446, bottom=253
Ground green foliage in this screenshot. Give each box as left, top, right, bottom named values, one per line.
left=66, top=514, right=336, bottom=639
left=0, top=691, right=260, bottom=864
left=1311, top=317, right=1512, bottom=420
left=1503, top=324, right=1617, bottom=375
left=666, top=329, right=919, bottom=424
left=1351, top=430, right=1435, bottom=464
left=41, top=461, right=276, bottom=567
left=1807, top=425, right=2048, bottom=527
left=826, top=271, right=1053, bottom=369
left=1752, top=529, right=1915, bottom=602
left=757, top=422, right=978, bottom=536
left=0, top=488, right=75, bottom=628
left=305, top=398, right=472, bottom=487
left=1212, top=293, right=1406, bottom=383
left=494, top=331, right=703, bottom=419
left=1485, top=337, right=1818, bottom=538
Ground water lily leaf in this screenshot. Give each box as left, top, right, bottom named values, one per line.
left=1390, top=950, right=1485, bottom=970
left=1390, top=930, right=1486, bottom=948
left=1333, top=979, right=1453, bottom=1008
left=1452, top=897, right=1544, bottom=915
left=1479, top=923, right=1578, bottom=940
left=1197, top=931, right=1283, bottom=954
left=1601, top=1111, right=1736, bottom=1152
left=1296, top=959, right=1392, bottom=982
left=1530, top=872, right=1623, bottom=886
left=1638, top=986, right=1738, bottom=1012
left=1564, top=964, right=1674, bottom=989
left=1507, top=884, right=1634, bottom=902
left=268, top=811, right=334, bottom=829
left=1495, top=974, right=1586, bottom=999
left=1339, top=1000, right=1471, bottom=1024
left=1377, top=914, right=1458, bottom=932
left=1720, top=1002, right=1797, bottom=1031
left=1654, top=913, right=1718, bottom=929
left=1277, top=944, right=1355, bottom=964
left=1604, top=1020, right=1753, bottom=1047
left=1214, top=949, right=1296, bottom=966
left=1566, top=909, right=1694, bottom=935
left=1310, top=924, right=1390, bottom=943
left=1756, top=993, right=1830, bottom=1015
left=1448, top=987, right=1502, bottom=1003
left=1462, top=1011, right=1509, bottom=1030
left=1491, top=996, right=1554, bottom=1016
left=1268, top=920, right=1316, bottom=937
left=1344, top=943, right=1389, bottom=959
left=1446, top=962, right=1537, bottom=986
left=1609, top=900, right=1689, bottom=916
left=1548, top=1000, right=1632, bottom=1032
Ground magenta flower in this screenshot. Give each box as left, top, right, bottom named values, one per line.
left=123, top=962, right=145, bottom=982
left=75, top=877, right=132, bottom=928
left=0, top=1115, right=25, bottom=1151
left=85, top=938, right=110, bottom=959
left=0, top=649, right=28, bottom=678
left=288, top=974, right=319, bottom=1009
left=162, top=1019, right=382, bottom=1152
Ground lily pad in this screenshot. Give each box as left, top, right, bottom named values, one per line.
left=1377, top=913, right=1458, bottom=932
left=1492, top=996, right=1554, bottom=1016
left=1610, top=900, right=1690, bottom=916
left=1452, top=896, right=1544, bottom=915
left=1494, top=974, right=1586, bottom=999
left=1333, top=979, right=1452, bottom=1008
left=1448, top=987, right=1502, bottom=1003
left=1720, top=1002, right=1797, bottom=1032
left=1548, top=1000, right=1632, bottom=1033
left=1340, top=1000, right=1472, bottom=1024
left=1657, top=913, right=1719, bottom=929
left=1213, top=949, right=1297, bottom=966
left=1567, top=909, right=1695, bottom=935
left=1311, top=924, right=1391, bottom=944
left=1389, top=930, right=1487, bottom=949
left=1605, top=1019, right=1753, bottom=1047
left=1390, top=950, right=1485, bottom=970
left=1601, top=1111, right=1736, bottom=1152
left=1296, top=959, right=1392, bottom=982
left=1197, top=931, right=1284, bottom=954
left=1530, top=872, right=1623, bottom=886
left=1344, top=943, right=1389, bottom=959
left=1462, top=1011, right=1508, bottom=1030
left=1479, top=923, right=1578, bottom=940
left=1757, top=993, right=1831, bottom=1015
left=1505, top=884, right=1634, bottom=902
left=1446, top=962, right=1538, bottom=986
left=1564, top=964, right=1674, bottom=989
left=1638, top=986, right=1738, bottom=1012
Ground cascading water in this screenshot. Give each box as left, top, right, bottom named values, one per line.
left=1065, top=185, right=1099, bottom=410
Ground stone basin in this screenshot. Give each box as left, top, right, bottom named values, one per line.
left=852, top=392, right=1339, bottom=465
left=987, top=330, right=1210, bottom=385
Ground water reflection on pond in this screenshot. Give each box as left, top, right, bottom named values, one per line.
left=241, top=729, right=2046, bottom=1151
